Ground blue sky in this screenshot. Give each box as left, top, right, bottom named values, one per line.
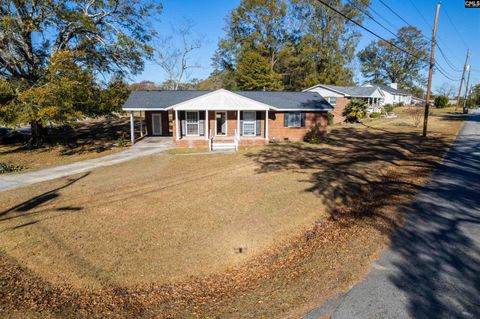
left=133, top=0, right=480, bottom=92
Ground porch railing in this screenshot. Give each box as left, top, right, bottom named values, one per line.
left=234, top=129, right=239, bottom=151
left=208, top=129, right=212, bottom=152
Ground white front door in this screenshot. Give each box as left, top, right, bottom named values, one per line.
left=152, top=113, right=162, bottom=135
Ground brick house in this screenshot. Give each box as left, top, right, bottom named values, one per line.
left=123, top=89, right=333, bottom=150
left=304, top=84, right=385, bottom=123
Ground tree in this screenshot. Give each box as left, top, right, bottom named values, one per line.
left=434, top=95, right=449, bottom=108
left=343, top=99, right=367, bottom=122
left=101, top=76, right=130, bottom=114
left=469, top=83, right=480, bottom=107
left=155, top=19, right=202, bottom=90
left=3, top=51, right=99, bottom=138
left=212, top=0, right=288, bottom=90
left=287, top=0, right=369, bottom=89
left=358, top=27, right=428, bottom=91
left=236, top=51, right=283, bottom=90
left=212, top=0, right=369, bottom=91
left=435, top=82, right=456, bottom=98
left=129, top=81, right=160, bottom=91
left=0, top=0, right=161, bottom=142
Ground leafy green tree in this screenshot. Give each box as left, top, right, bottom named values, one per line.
left=212, top=0, right=288, bottom=89
left=236, top=51, right=283, bottom=90
left=343, top=99, right=367, bottom=122
left=434, top=95, right=449, bottom=108
left=469, top=83, right=480, bottom=107
left=287, top=0, right=369, bottom=88
left=0, top=0, right=162, bottom=142
left=100, top=76, right=130, bottom=114
left=212, top=0, right=369, bottom=91
left=358, top=27, right=428, bottom=91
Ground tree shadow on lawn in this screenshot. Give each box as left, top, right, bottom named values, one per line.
left=247, top=116, right=480, bottom=317
left=246, top=126, right=450, bottom=232
left=0, top=117, right=132, bottom=156
left=0, top=171, right=151, bottom=317
left=0, top=172, right=89, bottom=224
left=387, top=120, right=480, bottom=318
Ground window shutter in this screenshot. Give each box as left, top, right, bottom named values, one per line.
left=199, top=111, right=205, bottom=136
left=301, top=112, right=306, bottom=127
left=240, top=111, right=243, bottom=135
left=180, top=111, right=186, bottom=137
left=284, top=112, right=289, bottom=127
left=256, top=111, right=261, bottom=136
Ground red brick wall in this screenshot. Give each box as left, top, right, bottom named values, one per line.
left=268, top=111, right=327, bottom=142
left=145, top=111, right=171, bottom=136
left=175, top=139, right=209, bottom=148
left=332, top=97, right=350, bottom=124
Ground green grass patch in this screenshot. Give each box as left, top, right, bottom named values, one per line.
left=0, top=162, right=24, bottom=174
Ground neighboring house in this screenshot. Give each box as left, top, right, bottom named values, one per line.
left=412, top=96, right=426, bottom=106
left=366, top=83, right=412, bottom=105
left=304, top=84, right=384, bottom=123
left=123, top=89, right=332, bottom=150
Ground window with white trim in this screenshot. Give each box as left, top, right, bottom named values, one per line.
left=284, top=112, right=305, bottom=128
left=242, top=111, right=256, bottom=136
left=186, top=111, right=199, bottom=136
left=328, top=97, right=337, bottom=106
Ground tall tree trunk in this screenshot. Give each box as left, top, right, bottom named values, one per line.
left=30, top=120, right=47, bottom=145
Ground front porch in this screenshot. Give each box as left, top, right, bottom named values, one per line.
left=173, top=110, right=269, bottom=151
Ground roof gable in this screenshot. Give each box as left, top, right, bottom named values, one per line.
left=167, top=89, right=270, bottom=111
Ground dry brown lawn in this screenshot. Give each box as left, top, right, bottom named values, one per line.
left=0, top=116, right=130, bottom=171
left=0, top=107, right=464, bottom=318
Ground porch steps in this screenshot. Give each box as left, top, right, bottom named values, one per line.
left=211, top=142, right=237, bottom=152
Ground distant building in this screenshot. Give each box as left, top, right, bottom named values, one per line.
left=304, top=84, right=384, bottom=123
left=364, top=83, right=412, bottom=105
left=305, top=83, right=415, bottom=123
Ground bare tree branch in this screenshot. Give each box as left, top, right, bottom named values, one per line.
left=155, top=19, right=202, bottom=90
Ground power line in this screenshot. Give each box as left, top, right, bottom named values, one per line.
left=443, top=8, right=469, bottom=49
left=316, top=0, right=460, bottom=82
left=377, top=0, right=463, bottom=73
left=407, top=0, right=432, bottom=29
left=347, top=0, right=397, bottom=38
left=379, top=0, right=462, bottom=78
left=369, top=5, right=400, bottom=31
left=315, top=0, right=427, bottom=63
left=435, top=63, right=460, bottom=81
left=377, top=0, right=412, bottom=27
left=436, top=45, right=463, bottom=73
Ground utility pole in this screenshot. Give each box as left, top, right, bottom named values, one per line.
left=423, top=1, right=441, bottom=137
left=455, top=49, right=469, bottom=111
left=462, top=65, right=471, bottom=112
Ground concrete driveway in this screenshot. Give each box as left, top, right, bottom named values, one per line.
left=0, top=137, right=173, bottom=192
left=306, top=111, right=480, bottom=318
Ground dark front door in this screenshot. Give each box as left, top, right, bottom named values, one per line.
left=216, top=112, right=227, bottom=136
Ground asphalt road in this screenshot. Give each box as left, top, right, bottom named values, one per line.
left=306, top=111, right=480, bottom=319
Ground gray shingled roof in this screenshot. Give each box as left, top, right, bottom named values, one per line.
left=322, top=85, right=381, bottom=97
left=123, top=90, right=332, bottom=111
left=374, top=84, right=410, bottom=95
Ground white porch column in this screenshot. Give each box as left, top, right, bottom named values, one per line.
left=237, top=110, right=240, bottom=138
left=175, top=109, right=180, bottom=141
left=205, top=110, right=209, bottom=140
left=129, top=111, right=135, bottom=144
left=265, top=110, right=269, bottom=140
left=139, top=111, right=144, bottom=137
